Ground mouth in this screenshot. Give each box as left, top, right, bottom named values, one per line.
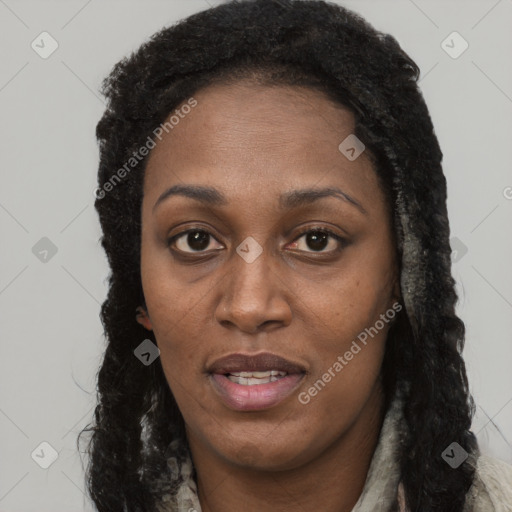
left=224, top=370, right=288, bottom=385
left=207, top=352, right=307, bottom=411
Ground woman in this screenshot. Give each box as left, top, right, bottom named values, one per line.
left=80, top=0, right=512, bottom=511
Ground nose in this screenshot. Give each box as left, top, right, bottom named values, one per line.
left=214, top=243, right=293, bottom=334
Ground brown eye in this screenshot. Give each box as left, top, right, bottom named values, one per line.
left=290, top=229, right=347, bottom=253
left=168, top=229, right=222, bottom=253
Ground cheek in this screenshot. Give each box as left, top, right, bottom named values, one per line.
left=139, top=254, right=207, bottom=387
left=297, top=263, right=391, bottom=352
left=140, top=230, right=222, bottom=324
left=297, top=299, right=389, bottom=430
left=140, top=238, right=202, bottom=331
left=148, top=308, right=206, bottom=420
left=293, top=249, right=393, bottom=403
left=304, top=300, right=388, bottom=402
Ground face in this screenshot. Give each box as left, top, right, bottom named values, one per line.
left=137, top=81, right=401, bottom=472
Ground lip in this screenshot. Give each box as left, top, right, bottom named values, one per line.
left=207, top=352, right=307, bottom=411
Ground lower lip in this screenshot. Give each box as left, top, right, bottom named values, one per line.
left=209, top=373, right=305, bottom=411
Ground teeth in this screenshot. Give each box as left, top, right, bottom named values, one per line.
left=229, top=370, right=287, bottom=378
left=226, top=370, right=287, bottom=385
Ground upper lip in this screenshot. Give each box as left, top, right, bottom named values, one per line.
left=207, top=352, right=307, bottom=375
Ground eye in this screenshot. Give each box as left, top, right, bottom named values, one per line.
left=168, top=229, right=223, bottom=254
left=289, top=228, right=347, bottom=253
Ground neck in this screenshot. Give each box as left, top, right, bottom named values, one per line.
left=189, top=383, right=386, bottom=512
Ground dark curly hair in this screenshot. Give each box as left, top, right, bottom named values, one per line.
left=77, top=0, right=479, bottom=510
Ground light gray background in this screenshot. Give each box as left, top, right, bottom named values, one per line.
left=1, top=0, right=511, bottom=510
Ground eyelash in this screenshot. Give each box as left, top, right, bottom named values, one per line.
left=166, top=226, right=348, bottom=255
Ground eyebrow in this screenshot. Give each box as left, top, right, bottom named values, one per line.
left=152, top=184, right=367, bottom=215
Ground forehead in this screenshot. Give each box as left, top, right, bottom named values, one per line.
left=143, top=81, right=381, bottom=211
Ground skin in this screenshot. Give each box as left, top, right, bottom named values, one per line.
left=136, top=81, right=401, bottom=512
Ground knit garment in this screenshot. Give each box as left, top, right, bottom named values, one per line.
left=158, top=391, right=512, bottom=511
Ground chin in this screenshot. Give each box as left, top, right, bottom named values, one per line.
left=217, top=436, right=313, bottom=472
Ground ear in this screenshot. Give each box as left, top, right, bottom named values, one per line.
left=136, top=306, right=153, bottom=331
left=392, top=279, right=401, bottom=303
left=387, top=274, right=402, bottom=311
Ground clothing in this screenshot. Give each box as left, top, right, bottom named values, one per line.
left=159, top=393, right=512, bottom=511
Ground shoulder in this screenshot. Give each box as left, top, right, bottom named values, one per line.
left=466, top=454, right=512, bottom=512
